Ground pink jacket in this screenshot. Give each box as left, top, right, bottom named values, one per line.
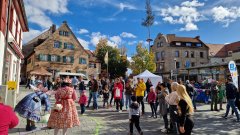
left=0, top=103, right=19, bottom=134
left=148, top=91, right=157, bottom=103
left=114, top=82, right=123, bottom=99
left=79, top=95, right=88, bottom=105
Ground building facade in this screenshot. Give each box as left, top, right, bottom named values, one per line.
left=0, top=0, right=28, bottom=106
left=151, top=34, right=209, bottom=81
left=22, top=21, right=100, bottom=80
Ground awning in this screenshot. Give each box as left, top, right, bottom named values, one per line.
left=30, top=67, right=52, bottom=76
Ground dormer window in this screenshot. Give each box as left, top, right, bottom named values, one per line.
left=157, top=42, right=163, bottom=47
left=196, top=43, right=202, bottom=47
left=59, top=31, right=69, bottom=36
left=186, top=43, right=192, bottom=47
left=176, top=42, right=181, bottom=46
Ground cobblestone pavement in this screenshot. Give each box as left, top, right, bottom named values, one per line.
left=8, top=87, right=240, bottom=135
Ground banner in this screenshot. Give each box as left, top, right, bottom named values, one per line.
left=228, top=61, right=238, bottom=89
left=104, top=51, right=108, bottom=64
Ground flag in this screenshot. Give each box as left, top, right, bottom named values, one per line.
left=104, top=51, right=108, bottom=64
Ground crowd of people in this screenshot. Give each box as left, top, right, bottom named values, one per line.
left=1, top=73, right=239, bottom=135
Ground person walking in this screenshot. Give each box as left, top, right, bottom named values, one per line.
left=125, top=79, right=134, bottom=110
left=25, top=76, right=31, bottom=89
left=87, top=75, right=98, bottom=110
left=0, top=95, right=19, bottom=134
left=102, top=85, right=110, bottom=108
left=72, top=76, right=79, bottom=90
left=135, top=78, right=146, bottom=115
left=48, top=78, right=80, bottom=135
left=15, top=81, right=50, bottom=131
left=145, top=78, right=153, bottom=102
left=223, top=77, right=240, bottom=122
left=113, top=78, right=123, bottom=112
left=129, top=96, right=143, bottom=135
left=109, top=79, right=115, bottom=107
left=148, top=86, right=157, bottom=118
left=78, top=76, right=86, bottom=92
left=165, top=82, right=179, bottom=133
left=52, top=77, right=62, bottom=91
left=211, top=81, right=219, bottom=111
left=79, top=90, right=88, bottom=115
left=155, top=82, right=162, bottom=111
left=218, top=81, right=226, bottom=110
left=159, top=83, right=169, bottom=133
left=176, top=85, right=194, bottom=135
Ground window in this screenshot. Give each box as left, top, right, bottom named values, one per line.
left=54, top=41, right=62, bottom=48
left=175, top=51, right=179, bottom=57
left=228, top=51, right=232, bottom=56
left=186, top=43, right=192, bottom=47
left=66, top=70, right=71, bottom=73
left=89, top=63, right=96, bottom=68
left=64, top=43, right=74, bottom=50
left=39, top=54, right=48, bottom=61
left=200, top=52, right=204, bottom=58
left=176, top=62, right=180, bottom=69
left=79, top=58, right=87, bottom=64
left=51, top=55, right=57, bottom=62
left=185, top=61, right=191, bottom=68
left=156, top=52, right=161, bottom=61
left=161, top=51, right=165, bottom=59
left=184, top=51, right=189, bottom=57
left=157, top=42, right=163, bottom=47
left=176, top=42, right=181, bottom=46
left=190, top=51, right=194, bottom=58
left=196, top=43, right=202, bottom=47
left=63, top=56, right=74, bottom=63
left=59, top=31, right=63, bottom=35
left=59, top=31, right=69, bottom=36
left=191, top=62, right=195, bottom=67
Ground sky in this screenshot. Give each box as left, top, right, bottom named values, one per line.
left=23, top=0, right=240, bottom=58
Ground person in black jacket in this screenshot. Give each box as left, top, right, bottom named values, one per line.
left=223, top=77, right=240, bottom=122
left=145, top=78, right=153, bottom=102
left=78, top=76, right=86, bottom=92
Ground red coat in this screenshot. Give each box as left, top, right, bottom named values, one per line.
left=78, top=94, right=88, bottom=105
left=113, top=82, right=123, bottom=99
left=0, top=103, right=19, bottom=134
left=148, top=91, right=157, bottom=103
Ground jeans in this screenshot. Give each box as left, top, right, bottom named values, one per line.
left=150, top=102, right=157, bottom=116
left=130, top=115, right=141, bottom=133
left=125, top=94, right=132, bottom=109
left=87, top=92, right=92, bottom=107
left=169, top=105, right=178, bottom=132
left=224, top=99, right=239, bottom=120
left=211, top=94, right=218, bottom=110
left=115, top=99, right=122, bottom=111
left=155, top=102, right=159, bottom=112
left=80, top=104, right=85, bottom=114
left=122, top=92, right=125, bottom=107
left=163, top=114, right=168, bottom=129
left=110, top=91, right=114, bottom=105
left=92, top=92, right=98, bottom=109
left=137, top=96, right=145, bottom=113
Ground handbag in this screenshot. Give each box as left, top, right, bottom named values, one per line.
left=39, top=114, right=50, bottom=123
left=115, top=88, right=121, bottom=98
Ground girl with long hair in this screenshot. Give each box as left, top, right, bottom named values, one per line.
left=177, top=85, right=194, bottom=135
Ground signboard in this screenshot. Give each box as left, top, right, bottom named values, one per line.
left=7, top=81, right=17, bottom=90
left=228, top=61, right=238, bottom=89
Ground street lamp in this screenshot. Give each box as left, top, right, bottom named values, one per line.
left=174, top=58, right=177, bottom=81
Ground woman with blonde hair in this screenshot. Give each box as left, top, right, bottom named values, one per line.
left=176, top=85, right=194, bottom=135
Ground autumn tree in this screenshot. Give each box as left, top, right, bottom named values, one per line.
left=95, top=39, right=128, bottom=79
left=131, top=43, right=156, bottom=74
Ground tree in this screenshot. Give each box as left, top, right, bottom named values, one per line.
left=95, top=39, right=128, bottom=79
left=131, top=43, right=156, bottom=74
left=142, top=0, right=154, bottom=50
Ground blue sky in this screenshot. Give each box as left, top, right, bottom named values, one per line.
left=23, top=0, right=240, bottom=58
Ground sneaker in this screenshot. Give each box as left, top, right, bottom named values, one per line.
left=119, top=110, right=122, bottom=112
left=161, top=128, right=168, bottom=133
left=149, top=115, right=153, bottom=118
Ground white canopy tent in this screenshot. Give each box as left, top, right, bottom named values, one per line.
left=133, top=70, right=163, bottom=88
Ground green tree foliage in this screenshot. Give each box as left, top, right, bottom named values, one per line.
left=131, top=43, right=156, bottom=74
left=95, top=39, right=128, bottom=78
left=142, top=0, right=154, bottom=39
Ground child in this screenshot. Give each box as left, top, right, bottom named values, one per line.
left=129, top=96, right=143, bottom=135
left=102, top=85, right=110, bottom=108
left=148, top=86, right=157, bottom=118
left=79, top=90, right=88, bottom=115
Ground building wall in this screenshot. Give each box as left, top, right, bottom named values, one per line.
left=0, top=32, right=5, bottom=85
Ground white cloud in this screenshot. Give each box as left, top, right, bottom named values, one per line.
left=120, top=32, right=137, bottom=38
left=110, top=36, right=122, bottom=45
left=90, top=32, right=124, bottom=47
left=128, top=41, right=138, bottom=45
left=78, top=28, right=89, bottom=34
left=24, top=0, right=69, bottom=29
left=153, top=21, right=161, bottom=25
left=23, top=29, right=44, bottom=44
left=160, top=0, right=205, bottom=31
left=181, top=0, right=205, bottom=7
left=77, top=38, right=89, bottom=49
left=211, top=6, right=240, bottom=27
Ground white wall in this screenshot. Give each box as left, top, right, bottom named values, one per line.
left=0, top=32, right=5, bottom=85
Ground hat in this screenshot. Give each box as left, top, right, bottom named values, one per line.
left=131, top=96, right=137, bottom=102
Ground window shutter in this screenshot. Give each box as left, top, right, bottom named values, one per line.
left=59, top=42, right=62, bottom=48
left=64, top=43, right=67, bottom=49
left=79, top=58, right=81, bottom=64
left=63, top=56, right=66, bottom=63
left=72, top=44, right=75, bottom=50
left=57, top=56, right=61, bottom=62
left=48, top=55, right=51, bottom=61
left=39, top=54, right=42, bottom=61
left=71, top=56, right=74, bottom=63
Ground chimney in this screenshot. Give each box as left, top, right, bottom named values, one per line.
left=195, top=36, right=200, bottom=39
left=51, top=24, right=56, bottom=33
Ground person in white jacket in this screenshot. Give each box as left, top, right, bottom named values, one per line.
left=165, top=82, right=179, bottom=133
